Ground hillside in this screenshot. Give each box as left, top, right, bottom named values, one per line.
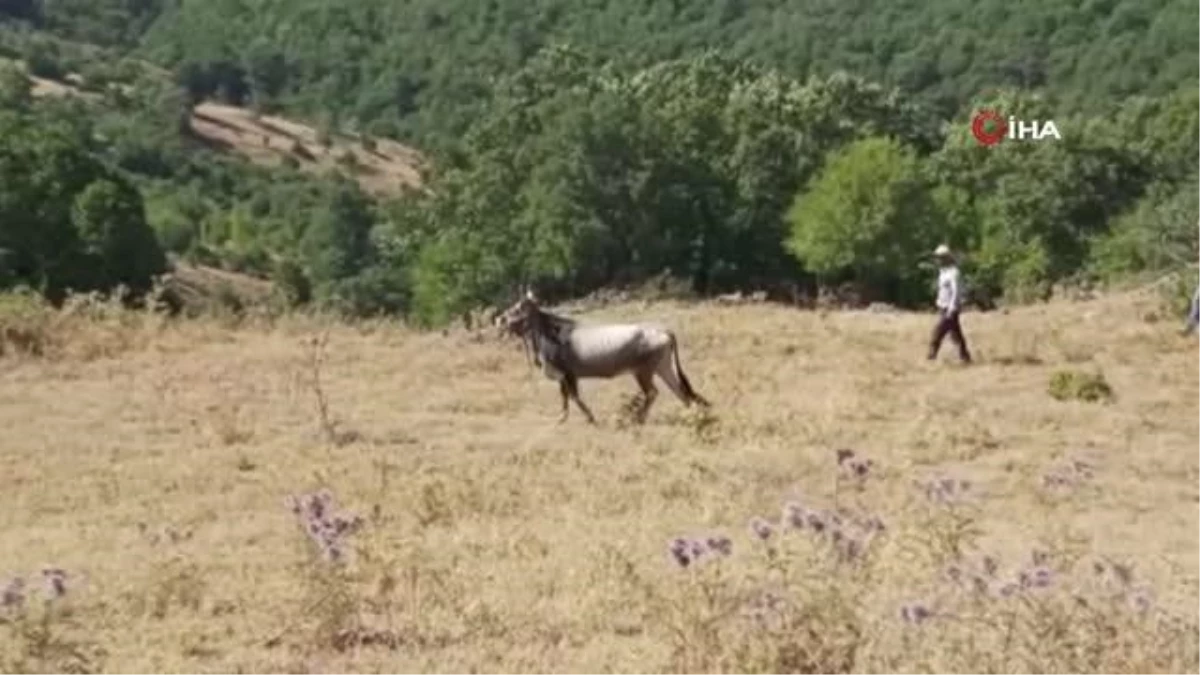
left=189, top=102, right=425, bottom=196
left=0, top=290, right=1196, bottom=671
left=136, top=0, right=1199, bottom=144
left=16, top=61, right=426, bottom=197
left=0, top=1, right=1195, bottom=329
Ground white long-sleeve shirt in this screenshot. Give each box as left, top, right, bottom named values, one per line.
left=936, top=266, right=962, bottom=313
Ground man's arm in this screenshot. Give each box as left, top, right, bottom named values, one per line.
left=947, top=269, right=961, bottom=313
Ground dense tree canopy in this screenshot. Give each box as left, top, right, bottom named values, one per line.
left=0, top=100, right=166, bottom=299
left=130, top=0, right=1198, bottom=149
left=785, top=137, right=947, bottom=306
left=13, top=0, right=1193, bottom=149
left=0, top=0, right=1194, bottom=322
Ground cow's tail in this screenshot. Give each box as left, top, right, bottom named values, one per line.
left=669, top=333, right=710, bottom=407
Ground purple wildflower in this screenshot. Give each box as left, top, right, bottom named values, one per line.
left=41, top=568, right=67, bottom=599
left=782, top=502, right=807, bottom=530
left=1019, top=566, right=1054, bottom=590
left=331, top=515, right=362, bottom=536
left=971, top=575, right=989, bottom=594
left=1130, top=586, right=1154, bottom=613
left=706, top=535, right=733, bottom=557
left=1043, top=458, right=1097, bottom=491
left=1111, top=563, right=1133, bottom=586
left=944, top=564, right=963, bottom=583
left=1072, top=459, right=1094, bottom=478
left=750, top=517, right=774, bottom=541
left=806, top=511, right=827, bottom=533
left=924, top=475, right=973, bottom=504
left=837, top=449, right=873, bottom=480
left=668, top=538, right=693, bottom=568
left=668, top=535, right=731, bottom=568
left=840, top=537, right=863, bottom=562
left=850, top=458, right=873, bottom=478
left=1043, top=471, right=1075, bottom=489
left=900, top=602, right=934, bottom=624
left=1032, top=567, right=1054, bottom=588
left=1, top=577, right=24, bottom=610
left=325, top=545, right=343, bottom=563
left=746, top=591, right=787, bottom=628
left=288, top=488, right=362, bottom=564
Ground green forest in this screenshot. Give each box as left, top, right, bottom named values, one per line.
left=0, top=0, right=1196, bottom=324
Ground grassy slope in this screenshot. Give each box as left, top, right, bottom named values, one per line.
left=0, top=290, right=1195, bottom=671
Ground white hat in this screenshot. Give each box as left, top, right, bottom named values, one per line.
left=933, top=244, right=952, bottom=257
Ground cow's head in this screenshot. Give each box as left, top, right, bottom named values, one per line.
left=494, top=288, right=540, bottom=338
left=494, top=288, right=543, bottom=369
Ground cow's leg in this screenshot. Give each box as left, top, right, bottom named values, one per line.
left=558, top=380, right=571, bottom=423
left=633, top=368, right=658, bottom=424
left=563, top=374, right=596, bottom=425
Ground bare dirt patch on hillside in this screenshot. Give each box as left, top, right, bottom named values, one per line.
left=15, top=61, right=427, bottom=197
left=189, top=101, right=426, bottom=196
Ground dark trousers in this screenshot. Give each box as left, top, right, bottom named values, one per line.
left=929, top=310, right=972, bottom=362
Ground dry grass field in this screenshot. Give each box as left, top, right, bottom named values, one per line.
left=0, top=288, right=1197, bottom=673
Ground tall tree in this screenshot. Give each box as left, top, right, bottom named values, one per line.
left=72, top=178, right=168, bottom=293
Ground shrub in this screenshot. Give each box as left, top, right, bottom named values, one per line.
left=0, top=288, right=57, bottom=358
left=271, top=258, right=312, bottom=308
left=1048, top=369, right=1114, bottom=403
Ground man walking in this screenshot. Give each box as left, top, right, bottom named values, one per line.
left=928, top=244, right=972, bottom=363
